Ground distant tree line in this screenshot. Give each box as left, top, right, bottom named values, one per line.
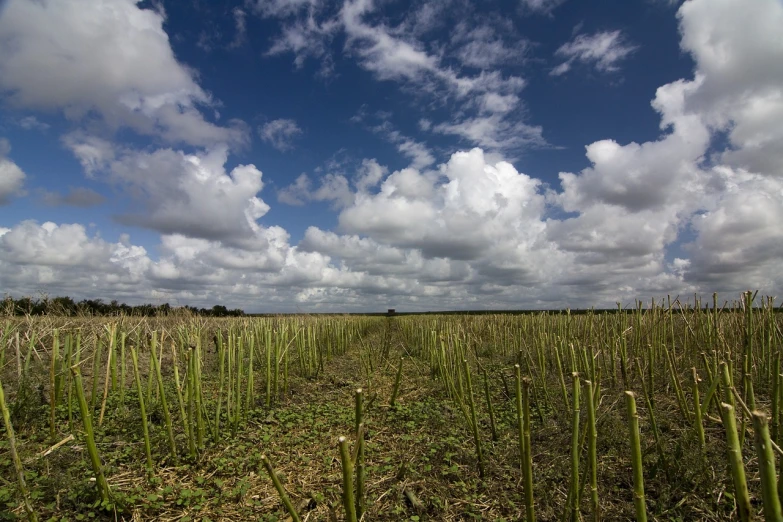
left=1, top=295, right=245, bottom=317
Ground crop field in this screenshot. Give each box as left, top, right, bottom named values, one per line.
left=1, top=292, right=782, bottom=521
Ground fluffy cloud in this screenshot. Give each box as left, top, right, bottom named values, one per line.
left=339, top=148, right=548, bottom=260
left=64, top=137, right=271, bottom=244
left=277, top=172, right=355, bottom=208
left=259, top=119, right=304, bottom=151
left=0, top=139, right=26, bottom=204
left=0, top=0, right=247, bottom=147
left=684, top=167, right=783, bottom=290
left=677, top=0, right=783, bottom=178
left=3, top=0, right=783, bottom=311
left=557, top=78, right=709, bottom=214
left=278, top=157, right=387, bottom=207
left=0, top=221, right=149, bottom=298
left=545, top=0, right=783, bottom=292
left=551, top=30, right=637, bottom=76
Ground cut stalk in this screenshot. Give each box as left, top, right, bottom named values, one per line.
left=130, top=346, right=154, bottom=473
left=338, top=436, right=358, bottom=522
left=150, top=334, right=176, bottom=460
left=483, top=369, right=498, bottom=442
left=71, top=367, right=111, bottom=503
left=721, top=403, right=751, bottom=522
left=355, top=388, right=365, bottom=520
left=0, top=378, right=38, bottom=522
left=214, top=332, right=225, bottom=443
left=568, top=373, right=581, bottom=522
left=625, top=392, right=647, bottom=522
left=585, top=380, right=599, bottom=522
left=752, top=411, right=782, bottom=521
left=463, top=359, right=485, bottom=478
left=49, top=331, right=59, bottom=440
left=691, top=368, right=706, bottom=452
left=514, top=365, right=536, bottom=522
left=261, top=455, right=301, bottom=522
left=390, top=356, right=404, bottom=408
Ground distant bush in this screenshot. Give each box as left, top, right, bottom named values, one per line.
left=0, top=294, right=245, bottom=317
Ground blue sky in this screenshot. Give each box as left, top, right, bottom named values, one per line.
left=0, top=0, right=781, bottom=312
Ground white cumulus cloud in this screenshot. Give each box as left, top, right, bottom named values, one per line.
left=0, top=139, right=26, bottom=204
left=0, top=0, right=247, bottom=147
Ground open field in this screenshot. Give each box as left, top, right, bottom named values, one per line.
left=1, top=293, right=782, bottom=521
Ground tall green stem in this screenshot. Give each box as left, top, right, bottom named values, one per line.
left=130, top=346, right=154, bottom=473
left=0, top=378, right=38, bottom=522
left=625, top=392, right=647, bottom=522
left=338, top=436, right=358, bottom=522
left=71, top=367, right=111, bottom=503
left=721, top=403, right=751, bottom=522
left=752, top=411, right=782, bottom=521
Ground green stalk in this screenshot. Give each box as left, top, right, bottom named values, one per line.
left=752, top=411, right=782, bottom=521
left=514, top=365, right=526, bottom=466
left=91, top=338, right=103, bottom=412
left=194, top=336, right=205, bottom=449
left=226, top=334, right=232, bottom=429
left=568, top=373, right=581, bottom=522
left=146, top=338, right=155, bottom=406
left=514, top=365, right=536, bottom=522
left=355, top=388, right=365, bottom=520
left=233, top=335, right=243, bottom=436
left=390, top=356, right=404, bottom=408
left=772, top=352, right=780, bottom=443
left=266, top=329, right=272, bottom=408
left=663, top=345, right=690, bottom=423
left=483, top=369, right=498, bottom=442
left=119, top=332, right=126, bottom=405
left=463, top=359, right=485, bottom=478
left=71, top=367, right=111, bottom=503
left=215, top=335, right=225, bottom=444
left=184, top=351, right=196, bottom=459
left=778, top=372, right=783, bottom=454
left=625, top=392, right=647, bottom=522
left=585, top=380, right=599, bottom=522
left=554, top=344, right=569, bottom=408
left=150, top=333, right=176, bottom=460
left=171, top=342, right=190, bottom=454
left=692, top=368, right=706, bottom=452
left=246, top=334, right=255, bottom=416
left=261, top=455, right=301, bottom=522
left=108, top=325, right=117, bottom=391
left=0, top=378, right=38, bottom=522
left=701, top=369, right=722, bottom=420
left=338, top=436, right=358, bottom=522
left=50, top=330, right=59, bottom=440
left=283, top=342, right=289, bottom=397
left=273, top=333, right=280, bottom=401
left=57, top=334, right=71, bottom=407
left=130, top=346, right=154, bottom=473
left=721, top=402, right=751, bottom=522
left=97, top=331, right=114, bottom=427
